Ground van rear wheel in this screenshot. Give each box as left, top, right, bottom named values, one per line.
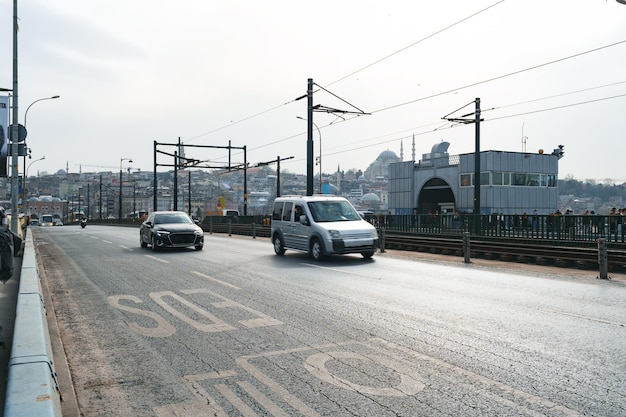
left=310, top=238, right=326, bottom=261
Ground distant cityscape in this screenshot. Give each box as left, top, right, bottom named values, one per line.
left=2, top=147, right=625, bottom=223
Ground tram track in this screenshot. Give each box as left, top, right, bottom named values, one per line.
left=382, top=232, right=626, bottom=272
left=200, top=223, right=626, bottom=272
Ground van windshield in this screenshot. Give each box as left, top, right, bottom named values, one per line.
left=307, top=201, right=361, bottom=222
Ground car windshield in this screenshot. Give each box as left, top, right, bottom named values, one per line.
left=307, top=201, right=361, bottom=222
left=154, top=213, right=192, bottom=225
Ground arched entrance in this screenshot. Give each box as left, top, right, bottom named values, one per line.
left=417, top=178, right=456, bottom=213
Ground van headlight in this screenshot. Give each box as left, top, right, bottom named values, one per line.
left=369, top=229, right=378, bottom=238
left=328, top=230, right=341, bottom=239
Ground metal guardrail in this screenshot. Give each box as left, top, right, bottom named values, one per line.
left=4, top=236, right=62, bottom=417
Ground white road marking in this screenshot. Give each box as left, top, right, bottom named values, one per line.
left=182, top=288, right=283, bottom=328
left=150, top=291, right=236, bottom=333
left=305, top=350, right=424, bottom=397
left=190, top=271, right=240, bottom=289
left=144, top=255, right=169, bottom=263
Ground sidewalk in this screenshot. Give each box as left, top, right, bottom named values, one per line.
left=0, top=254, right=21, bottom=417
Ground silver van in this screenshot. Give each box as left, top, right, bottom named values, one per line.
left=271, top=196, right=379, bottom=260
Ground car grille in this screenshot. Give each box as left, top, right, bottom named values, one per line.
left=342, top=231, right=374, bottom=240
left=170, top=233, right=197, bottom=244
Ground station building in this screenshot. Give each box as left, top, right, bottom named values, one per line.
left=388, top=142, right=564, bottom=215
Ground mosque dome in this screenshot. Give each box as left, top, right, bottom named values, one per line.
left=377, top=150, right=400, bottom=163
left=364, top=149, right=401, bottom=180
left=362, top=193, right=380, bottom=202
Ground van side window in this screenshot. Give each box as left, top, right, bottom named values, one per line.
left=294, top=205, right=305, bottom=222
left=272, top=202, right=283, bottom=221
left=282, top=202, right=293, bottom=221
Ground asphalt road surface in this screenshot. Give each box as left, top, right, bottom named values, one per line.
left=32, top=225, right=626, bottom=417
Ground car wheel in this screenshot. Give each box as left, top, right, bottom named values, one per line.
left=310, top=238, right=326, bottom=261
left=151, top=235, right=159, bottom=252
left=140, top=233, right=148, bottom=248
left=273, top=235, right=285, bottom=255
left=195, top=244, right=203, bottom=251
left=361, top=251, right=375, bottom=259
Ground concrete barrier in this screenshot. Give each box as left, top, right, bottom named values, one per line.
left=4, top=236, right=62, bottom=417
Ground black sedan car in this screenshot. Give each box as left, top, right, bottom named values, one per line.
left=140, top=211, right=204, bottom=251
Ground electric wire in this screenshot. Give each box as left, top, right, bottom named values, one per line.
left=324, top=1, right=506, bottom=88
left=317, top=92, right=626, bottom=161
left=180, top=1, right=506, bottom=145
left=370, top=39, right=626, bottom=114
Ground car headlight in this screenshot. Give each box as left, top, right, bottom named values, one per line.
left=155, top=230, right=170, bottom=237
left=194, top=229, right=203, bottom=236
left=369, top=229, right=379, bottom=238
left=329, top=230, right=341, bottom=239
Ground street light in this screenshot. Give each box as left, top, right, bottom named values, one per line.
left=119, top=157, right=132, bottom=221
left=297, top=116, right=322, bottom=193
left=24, top=155, right=45, bottom=217
left=22, top=95, right=60, bottom=214
left=24, top=95, right=60, bottom=127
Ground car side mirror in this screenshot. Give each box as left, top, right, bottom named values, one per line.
left=299, top=214, right=308, bottom=225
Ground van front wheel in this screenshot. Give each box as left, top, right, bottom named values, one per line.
left=310, top=238, right=326, bottom=261
left=273, top=235, right=286, bottom=255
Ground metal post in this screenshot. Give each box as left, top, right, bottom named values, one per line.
left=118, top=169, right=122, bottom=221
left=99, top=174, right=102, bottom=220
left=173, top=151, right=178, bottom=211
left=306, top=78, right=314, bottom=196
left=463, top=232, right=471, bottom=264
left=10, top=0, right=19, bottom=232
left=276, top=156, right=281, bottom=198
left=597, top=238, right=609, bottom=279
left=153, top=141, right=157, bottom=212
left=243, top=145, right=247, bottom=215
left=188, top=169, right=191, bottom=216
left=473, top=98, right=481, bottom=234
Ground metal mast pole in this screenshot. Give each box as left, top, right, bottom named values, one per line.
left=306, top=78, right=314, bottom=196
left=10, top=0, right=19, bottom=231
left=473, top=98, right=481, bottom=216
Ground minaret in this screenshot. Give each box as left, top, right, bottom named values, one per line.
left=412, top=133, right=416, bottom=161
left=336, top=164, right=341, bottom=191
left=400, top=140, right=404, bottom=161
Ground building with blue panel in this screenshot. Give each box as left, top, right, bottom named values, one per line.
left=388, top=142, right=563, bottom=215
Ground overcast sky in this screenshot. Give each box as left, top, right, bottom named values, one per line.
left=1, top=0, right=625, bottom=182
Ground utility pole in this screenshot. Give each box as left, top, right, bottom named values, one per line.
left=10, top=0, right=19, bottom=231
left=443, top=97, right=482, bottom=230
left=257, top=156, right=294, bottom=198
left=306, top=78, right=314, bottom=196
left=474, top=98, right=481, bottom=217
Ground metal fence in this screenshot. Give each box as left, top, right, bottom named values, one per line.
left=365, top=214, right=626, bottom=245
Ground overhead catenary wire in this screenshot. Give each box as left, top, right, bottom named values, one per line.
left=318, top=92, right=626, bottom=161
left=180, top=1, right=505, bottom=145
left=324, top=0, right=506, bottom=88
left=370, top=39, right=626, bottom=114
left=180, top=21, right=626, bottom=169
